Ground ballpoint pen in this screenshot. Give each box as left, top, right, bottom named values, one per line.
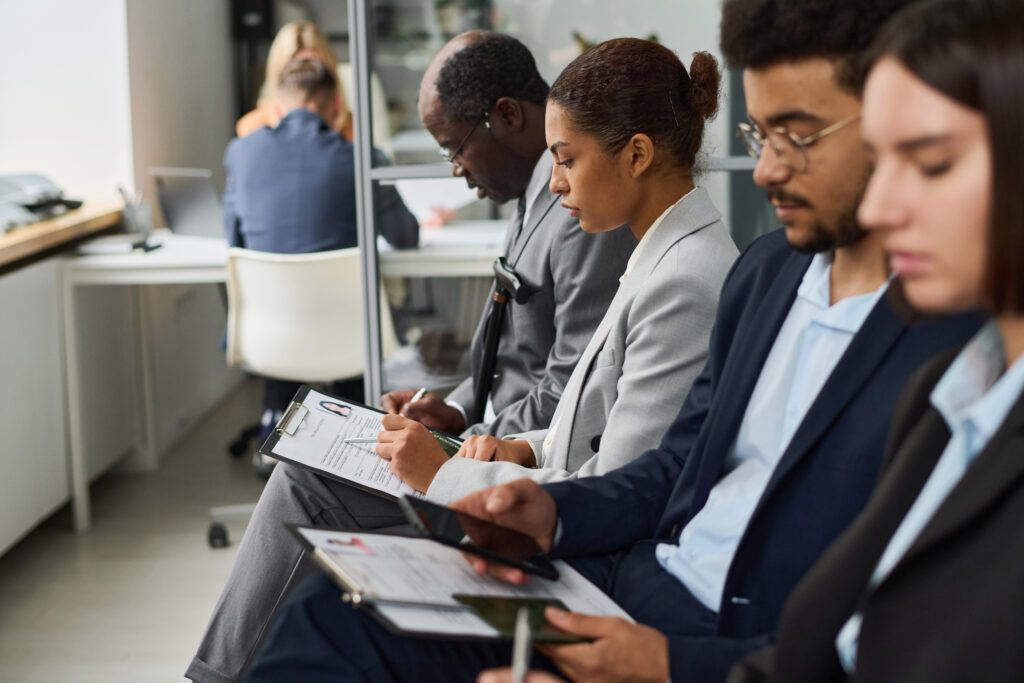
left=410, top=387, right=428, bottom=404
left=343, top=437, right=378, bottom=444
left=511, top=607, right=532, bottom=683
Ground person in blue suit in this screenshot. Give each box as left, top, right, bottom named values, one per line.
left=242, top=2, right=984, bottom=681
left=222, top=56, right=418, bottom=453
left=222, top=56, right=418, bottom=253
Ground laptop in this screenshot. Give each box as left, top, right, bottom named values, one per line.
left=150, top=167, right=222, bottom=238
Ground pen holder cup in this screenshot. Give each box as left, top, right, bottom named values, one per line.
left=122, top=200, right=154, bottom=235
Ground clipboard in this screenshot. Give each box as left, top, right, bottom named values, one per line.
left=287, top=524, right=590, bottom=643
left=260, top=385, right=463, bottom=502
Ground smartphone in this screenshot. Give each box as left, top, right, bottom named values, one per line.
left=398, top=496, right=560, bottom=580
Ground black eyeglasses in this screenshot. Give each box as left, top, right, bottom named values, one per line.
left=439, top=111, right=490, bottom=164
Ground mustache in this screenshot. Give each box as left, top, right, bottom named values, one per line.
left=766, top=189, right=812, bottom=208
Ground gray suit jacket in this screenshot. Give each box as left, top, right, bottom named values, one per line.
left=428, top=188, right=737, bottom=504
left=444, top=164, right=636, bottom=438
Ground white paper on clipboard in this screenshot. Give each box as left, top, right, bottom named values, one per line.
left=268, top=389, right=423, bottom=500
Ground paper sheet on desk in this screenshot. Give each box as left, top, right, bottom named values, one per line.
left=394, top=179, right=480, bottom=223
left=297, top=527, right=632, bottom=638
left=267, top=389, right=422, bottom=500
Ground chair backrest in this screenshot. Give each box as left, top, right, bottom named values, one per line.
left=225, top=247, right=397, bottom=382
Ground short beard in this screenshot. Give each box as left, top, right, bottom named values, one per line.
left=790, top=202, right=868, bottom=254
left=788, top=170, right=870, bottom=255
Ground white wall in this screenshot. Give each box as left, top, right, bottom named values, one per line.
left=0, top=0, right=134, bottom=202
left=0, top=0, right=144, bottom=480
left=126, top=0, right=235, bottom=222
left=0, top=0, right=242, bottom=479
left=496, top=0, right=732, bottom=227
left=124, top=0, right=242, bottom=460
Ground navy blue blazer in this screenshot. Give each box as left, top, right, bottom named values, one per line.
left=223, top=108, right=418, bottom=253
left=545, top=229, right=983, bottom=683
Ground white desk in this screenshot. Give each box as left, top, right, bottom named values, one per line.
left=60, top=234, right=229, bottom=531
left=379, top=219, right=505, bottom=278
left=60, top=224, right=503, bottom=531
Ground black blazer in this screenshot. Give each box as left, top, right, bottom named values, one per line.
left=544, top=230, right=983, bottom=683
left=730, top=347, right=1024, bottom=683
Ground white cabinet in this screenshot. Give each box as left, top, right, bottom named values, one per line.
left=0, top=258, right=69, bottom=554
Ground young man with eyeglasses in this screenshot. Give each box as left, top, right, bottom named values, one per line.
left=241, top=2, right=982, bottom=682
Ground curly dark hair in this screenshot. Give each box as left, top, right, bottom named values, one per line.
left=549, top=38, right=721, bottom=169
left=435, top=32, right=549, bottom=123
left=720, top=0, right=917, bottom=90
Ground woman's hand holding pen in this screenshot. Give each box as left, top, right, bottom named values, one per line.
left=457, top=436, right=537, bottom=467
left=375, top=414, right=449, bottom=492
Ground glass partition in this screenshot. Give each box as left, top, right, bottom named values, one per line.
left=346, top=0, right=773, bottom=402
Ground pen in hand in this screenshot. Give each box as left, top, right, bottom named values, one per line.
left=410, top=387, right=428, bottom=404
left=511, top=607, right=532, bottom=683
left=343, top=437, right=378, bottom=445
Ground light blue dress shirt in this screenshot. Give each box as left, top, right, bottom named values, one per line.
left=835, top=320, right=1024, bottom=672
left=656, top=254, right=889, bottom=610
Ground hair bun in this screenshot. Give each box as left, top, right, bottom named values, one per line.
left=687, top=51, right=722, bottom=121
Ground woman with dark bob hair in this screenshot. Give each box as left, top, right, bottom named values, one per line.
left=729, top=0, right=1024, bottom=681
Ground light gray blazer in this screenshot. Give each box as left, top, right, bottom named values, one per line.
left=445, top=162, right=636, bottom=437
left=427, top=188, right=738, bottom=504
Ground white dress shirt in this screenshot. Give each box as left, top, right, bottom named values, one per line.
left=656, top=253, right=889, bottom=611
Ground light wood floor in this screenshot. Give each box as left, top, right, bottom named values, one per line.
left=0, top=381, right=266, bottom=682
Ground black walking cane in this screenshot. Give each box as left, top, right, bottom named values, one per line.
left=468, top=256, right=534, bottom=425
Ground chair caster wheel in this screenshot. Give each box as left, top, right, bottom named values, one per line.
left=208, top=522, right=229, bottom=548
left=228, top=438, right=249, bottom=458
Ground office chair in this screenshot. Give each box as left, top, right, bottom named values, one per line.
left=208, top=246, right=398, bottom=547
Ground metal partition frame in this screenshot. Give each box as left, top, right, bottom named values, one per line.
left=348, top=0, right=383, bottom=404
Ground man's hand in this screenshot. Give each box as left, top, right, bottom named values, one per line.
left=450, top=479, right=558, bottom=584
left=376, top=414, right=450, bottom=492
left=380, top=389, right=468, bottom=434
left=457, top=436, right=537, bottom=467
left=477, top=669, right=565, bottom=683
left=537, top=608, right=669, bottom=683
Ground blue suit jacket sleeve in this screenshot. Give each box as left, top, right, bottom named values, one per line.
left=543, top=238, right=756, bottom=557
left=371, top=149, right=419, bottom=249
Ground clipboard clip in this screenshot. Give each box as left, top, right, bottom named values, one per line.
left=275, top=401, right=309, bottom=436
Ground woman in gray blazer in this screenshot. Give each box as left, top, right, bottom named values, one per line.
left=379, top=38, right=739, bottom=500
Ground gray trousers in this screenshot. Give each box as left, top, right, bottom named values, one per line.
left=185, top=464, right=407, bottom=683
